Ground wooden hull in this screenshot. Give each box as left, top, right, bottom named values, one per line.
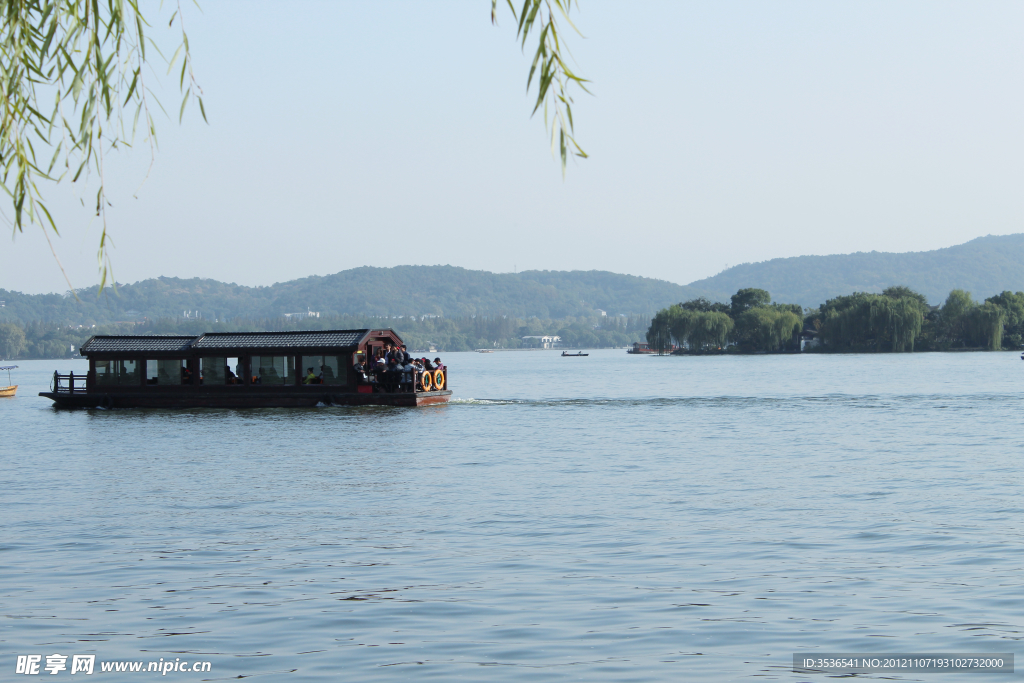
left=0, top=385, right=16, bottom=397
left=39, top=389, right=451, bottom=409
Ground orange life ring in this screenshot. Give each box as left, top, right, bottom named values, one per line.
left=433, top=370, right=445, bottom=390
left=420, top=372, right=433, bottom=392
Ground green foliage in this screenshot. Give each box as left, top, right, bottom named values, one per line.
left=646, top=291, right=805, bottom=354
left=646, top=307, right=673, bottom=353
left=493, top=0, right=588, bottom=172
left=973, top=302, right=1006, bottom=351
left=871, top=296, right=924, bottom=352
left=734, top=307, right=801, bottom=352
left=939, top=289, right=976, bottom=347
left=730, top=288, right=771, bottom=316
left=687, top=311, right=733, bottom=351
left=646, top=305, right=733, bottom=353
left=650, top=282, right=1024, bottom=355
left=818, top=288, right=925, bottom=352
left=0, top=321, right=27, bottom=358
left=679, top=296, right=730, bottom=314
left=985, top=291, right=1024, bottom=349
left=882, top=285, right=928, bottom=310
left=1, top=0, right=200, bottom=288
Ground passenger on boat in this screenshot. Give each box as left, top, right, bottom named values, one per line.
left=320, top=364, right=334, bottom=383
left=401, top=358, right=417, bottom=388
left=181, top=367, right=192, bottom=384
left=422, top=358, right=435, bottom=371
left=225, top=366, right=237, bottom=384
left=372, top=357, right=387, bottom=385
left=303, top=367, right=317, bottom=384
left=434, top=357, right=445, bottom=372
left=353, top=358, right=368, bottom=383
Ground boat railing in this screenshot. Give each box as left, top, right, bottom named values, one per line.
left=51, top=371, right=88, bottom=394
left=357, top=367, right=448, bottom=393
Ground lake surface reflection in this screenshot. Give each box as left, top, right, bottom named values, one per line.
left=3, top=350, right=1023, bottom=681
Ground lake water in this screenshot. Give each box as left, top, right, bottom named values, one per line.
left=3, top=350, right=1023, bottom=681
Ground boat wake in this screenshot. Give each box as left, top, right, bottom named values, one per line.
left=449, top=393, right=1006, bottom=409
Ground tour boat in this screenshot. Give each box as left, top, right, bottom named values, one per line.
left=0, top=365, right=17, bottom=397
left=39, top=329, right=451, bottom=409
left=561, top=351, right=589, bottom=357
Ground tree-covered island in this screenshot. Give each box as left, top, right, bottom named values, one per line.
left=647, top=287, right=1024, bottom=354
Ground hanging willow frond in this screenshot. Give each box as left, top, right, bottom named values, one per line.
left=0, top=0, right=203, bottom=291
left=492, top=0, right=589, bottom=174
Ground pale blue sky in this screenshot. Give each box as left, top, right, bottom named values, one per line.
left=3, top=0, right=1022, bottom=294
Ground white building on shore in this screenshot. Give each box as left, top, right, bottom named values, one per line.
left=522, top=335, right=562, bottom=349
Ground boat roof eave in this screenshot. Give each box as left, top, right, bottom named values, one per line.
left=77, top=329, right=405, bottom=358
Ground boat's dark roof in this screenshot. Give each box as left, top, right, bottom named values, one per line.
left=80, top=336, right=196, bottom=354
left=79, top=329, right=382, bottom=355
left=193, top=331, right=365, bottom=349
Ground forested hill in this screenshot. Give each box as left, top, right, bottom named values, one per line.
left=689, top=234, right=1024, bottom=307
left=0, top=266, right=710, bottom=324
left=8, top=234, right=1024, bottom=324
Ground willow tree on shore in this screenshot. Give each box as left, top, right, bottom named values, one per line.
left=939, top=290, right=976, bottom=347
left=735, top=307, right=801, bottom=352
left=819, top=289, right=926, bottom=351
left=646, top=307, right=675, bottom=353
left=869, top=296, right=924, bottom=351
left=985, top=291, right=1024, bottom=348
left=667, top=306, right=694, bottom=348
left=686, top=311, right=733, bottom=351
left=973, top=301, right=1006, bottom=350
left=646, top=305, right=733, bottom=353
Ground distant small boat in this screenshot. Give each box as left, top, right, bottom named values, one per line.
left=477, top=349, right=494, bottom=353
left=561, top=351, right=589, bottom=357
left=0, top=365, right=17, bottom=398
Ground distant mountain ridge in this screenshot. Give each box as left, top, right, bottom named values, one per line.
left=3, top=235, right=1024, bottom=324
left=688, top=234, right=1024, bottom=307
left=0, top=266, right=710, bottom=325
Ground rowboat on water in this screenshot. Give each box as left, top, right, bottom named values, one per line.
left=39, top=329, right=451, bottom=409
left=0, top=365, right=17, bottom=397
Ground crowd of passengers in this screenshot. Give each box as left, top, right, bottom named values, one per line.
left=154, top=343, right=444, bottom=390
left=352, top=343, right=445, bottom=391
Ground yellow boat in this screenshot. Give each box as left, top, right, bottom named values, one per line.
left=0, top=365, right=17, bottom=397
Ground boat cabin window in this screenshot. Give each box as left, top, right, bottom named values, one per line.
left=146, top=359, right=191, bottom=385
left=300, top=355, right=346, bottom=386
left=95, top=359, right=140, bottom=386
left=201, top=357, right=244, bottom=385
left=251, top=356, right=296, bottom=385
